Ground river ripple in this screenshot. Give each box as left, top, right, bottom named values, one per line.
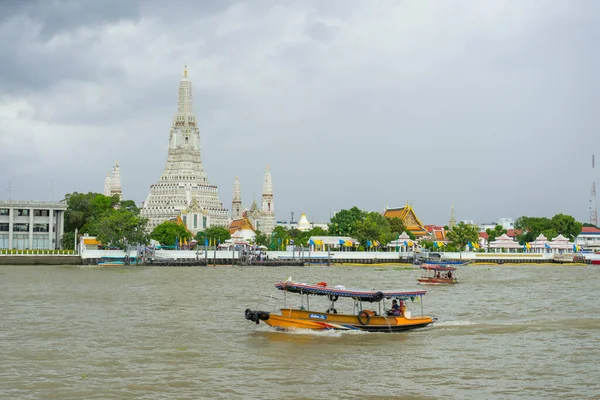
left=0, top=264, right=599, bottom=399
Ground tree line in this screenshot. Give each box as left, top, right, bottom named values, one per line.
left=60, top=193, right=586, bottom=251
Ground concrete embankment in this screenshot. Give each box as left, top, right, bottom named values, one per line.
left=0, top=255, right=82, bottom=265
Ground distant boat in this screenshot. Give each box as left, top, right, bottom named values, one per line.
left=417, top=264, right=458, bottom=286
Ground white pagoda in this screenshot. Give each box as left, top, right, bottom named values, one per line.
left=103, top=161, right=122, bottom=200
left=141, top=66, right=229, bottom=231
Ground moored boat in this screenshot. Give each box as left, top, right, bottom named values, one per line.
left=417, top=264, right=458, bottom=285
left=244, top=280, right=435, bottom=332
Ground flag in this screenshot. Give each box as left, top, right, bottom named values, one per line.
left=523, top=243, right=527, bottom=251
left=473, top=241, right=479, bottom=249
left=339, top=239, right=344, bottom=245
left=573, top=244, right=577, bottom=252
left=403, top=241, right=408, bottom=246
left=544, top=243, right=551, bottom=249
left=439, top=241, right=445, bottom=247
left=434, top=241, right=439, bottom=248
left=366, top=240, right=372, bottom=248
left=179, top=238, right=183, bottom=248
left=468, top=241, right=473, bottom=249
left=374, top=240, right=379, bottom=247
left=184, top=238, right=188, bottom=246
left=286, top=238, right=289, bottom=245
left=309, top=239, right=315, bottom=246
left=408, top=241, right=413, bottom=246
left=526, top=242, right=531, bottom=249
left=174, top=237, right=178, bottom=249
left=204, top=238, right=208, bottom=247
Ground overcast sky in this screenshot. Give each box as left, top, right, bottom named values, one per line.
left=1, top=0, right=598, bottom=225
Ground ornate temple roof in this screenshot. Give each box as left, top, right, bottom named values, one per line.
left=383, top=203, right=428, bottom=237
left=228, top=215, right=255, bottom=235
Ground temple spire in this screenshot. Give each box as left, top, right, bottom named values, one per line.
left=449, top=204, right=456, bottom=229
left=232, top=177, right=242, bottom=219
left=177, top=65, right=193, bottom=116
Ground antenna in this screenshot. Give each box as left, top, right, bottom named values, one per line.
left=591, top=155, right=598, bottom=226
left=51, top=180, right=55, bottom=200
left=290, top=211, right=295, bottom=224
left=6, top=182, right=14, bottom=201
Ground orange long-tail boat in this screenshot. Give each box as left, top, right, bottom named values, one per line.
left=245, top=279, right=436, bottom=333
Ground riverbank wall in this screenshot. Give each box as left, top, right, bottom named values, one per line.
left=0, top=255, right=82, bottom=265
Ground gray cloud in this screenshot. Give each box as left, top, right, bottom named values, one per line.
left=1, top=0, right=599, bottom=227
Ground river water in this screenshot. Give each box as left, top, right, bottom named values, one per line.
left=0, top=264, right=599, bottom=399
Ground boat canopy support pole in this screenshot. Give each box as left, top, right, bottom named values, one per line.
left=421, top=298, right=424, bottom=316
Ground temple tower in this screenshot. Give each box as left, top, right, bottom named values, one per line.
left=103, top=172, right=112, bottom=197
left=449, top=205, right=456, bottom=229
left=232, top=177, right=242, bottom=219
left=102, top=161, right=122, bottom=200
left=141, top=66, right=228, bottom=231
left=259, top=167, right=276, bottom=234
left=111, top=161, right=122, bottom=201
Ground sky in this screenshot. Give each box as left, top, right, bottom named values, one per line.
left=1, top=0, right=599, bottom=226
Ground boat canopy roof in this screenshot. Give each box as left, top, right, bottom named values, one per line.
left=275, top=281, right=426, bottom=300
left=420, top=264, right=456, bottom=271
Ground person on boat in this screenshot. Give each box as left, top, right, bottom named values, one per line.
left=447, top=271, right=453, bottom=279
left=387, top=300, right=401, bottom=316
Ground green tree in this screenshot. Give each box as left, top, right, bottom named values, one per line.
left=485, top=225, right=507, bottom=244
left=96, top=209, right=149, bottom=249
left=151, top=221, right=191, bottom=246
left=271, top=226, right=289, bottom=249
left=515, top=216, right=552, bottom=243
left=550, top=214, right=582, bottom=241
left=447, top=222, right=480, bottom=257
left=355, top=212, right=392, bottom=248
left=119, top=199, right=140, bottom=214
left=328, top=207, right=366, bottom=236
left=254, top=230, right=269, bottom=246
left=203, top=226, right=231, bottom=245
left=516, top=214, right=582, bottom=243
left=61, top=230, right=76, bottom=250
left=387, top=217, right=406, bottom=237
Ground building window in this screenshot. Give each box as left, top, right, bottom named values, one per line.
left=13, top=234, right=29, bottom=249
left=34, top=210, right=50, bottom=217
left=17, top=209, right=30, bottom=216
left=13, top=223, right=29, bottom=232
left=0, top=223, right=8, bottom=232
left=0, top=234, right=8, bottom=249
left=203, top=216, right=207, bottom=229
left=183, top=215, right=187, bottom=225
left=33, top=223, right=49, bottom=232
left=194, top=215, right=198, bottom=229
left=0, top=209, right=9, bottom=216
left=32, top=235, right=50, bottom=249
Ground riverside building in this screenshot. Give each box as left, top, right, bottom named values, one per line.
left=141, top=67, right=229, bottom=231
left=0, top=200, right=67, bottom=250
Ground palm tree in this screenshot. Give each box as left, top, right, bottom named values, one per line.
left=447, top=222, right=480, bottom=259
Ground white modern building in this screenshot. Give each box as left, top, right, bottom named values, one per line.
left=575, top=226, right=600, bottom=250
left=0, top=200, right=67, bottom=250
left=141, top=66, right=229, bottom=231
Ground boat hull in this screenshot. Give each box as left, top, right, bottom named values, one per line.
left=417, top=278, right=457, bottom=285
left=248, top=308, right=434, bottom=333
